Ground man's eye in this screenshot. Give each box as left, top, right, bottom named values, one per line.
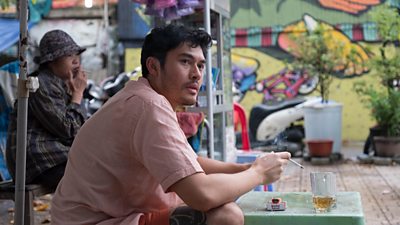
left=181, top=59, right=190, bottom=64
left=197, top=64, right=205, bottom=71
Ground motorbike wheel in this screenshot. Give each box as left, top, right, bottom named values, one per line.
left=298, top=76, right=318, bottom=95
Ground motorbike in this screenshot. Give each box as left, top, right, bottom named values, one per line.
left=236, top=97, right=321, bottom=156
left=83, top=67, right=140, bottom=117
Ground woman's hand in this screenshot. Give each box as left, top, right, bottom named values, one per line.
left=67, top=67, right=87, bottom=104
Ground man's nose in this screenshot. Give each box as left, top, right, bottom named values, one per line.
left=191, top=66, right=202, bottom=80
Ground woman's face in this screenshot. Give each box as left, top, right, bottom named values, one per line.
left=49, top=54, right=81, bottom=80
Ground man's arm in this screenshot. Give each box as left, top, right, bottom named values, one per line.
left=169, top=152, right=290, bottom=212
left=197, top=156, right=250, bottom=174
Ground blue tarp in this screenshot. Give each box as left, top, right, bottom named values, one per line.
left=0, top=61, right=18, bottom=181
left=0, top=18, right=36, bottom=53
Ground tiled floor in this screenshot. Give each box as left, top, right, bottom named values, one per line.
left=1, top=142, right=399, bottom=225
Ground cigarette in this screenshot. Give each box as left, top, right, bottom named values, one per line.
left=289, top=158, right=304, bottom=169
left=82, top=70, right=92, bottom=74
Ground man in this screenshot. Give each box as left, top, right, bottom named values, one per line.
left=51, top=24, right=290, bottom=225
left=6, top=30, right=87, bottom=190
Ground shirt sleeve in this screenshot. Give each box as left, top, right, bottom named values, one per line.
left=133, top=97, right=204, bottom=192
left=28, top=73, right=86, bottom=139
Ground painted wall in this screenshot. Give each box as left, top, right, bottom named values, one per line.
left=229, top=0, right=394, bottom=141
left=122, top=0, right=397, bottom=142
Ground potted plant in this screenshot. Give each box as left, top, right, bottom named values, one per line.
left=286, top=15, right=362, bottom=157
left=288, top=23, right=342, bottom=103
left=369, top=3, right=400, bottom=87
left=354, top=83, right=400, bottom=157
left=354, top=4, right=400, bottom=157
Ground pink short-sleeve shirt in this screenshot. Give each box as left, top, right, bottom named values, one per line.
left=51, top=78, right=204, bottom=225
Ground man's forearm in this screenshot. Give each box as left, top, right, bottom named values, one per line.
left=197, top=156, right=251, bottom=174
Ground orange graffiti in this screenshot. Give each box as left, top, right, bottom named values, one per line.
left=319, top=0, right=382, bottom=14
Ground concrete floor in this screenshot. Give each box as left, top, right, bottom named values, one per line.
left=1, top=141, right=398, bottom=225
left=275, top=141, right=400, bottom=225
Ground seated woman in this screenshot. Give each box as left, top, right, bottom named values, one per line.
left=6, top=29, right=88, bottom=190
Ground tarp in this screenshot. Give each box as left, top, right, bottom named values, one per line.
left=0, top=61, right=18, bottom=181
left=29, top=0, right=52, bottom=23
left=0, top=18, right=36, bottom=53
left=0, top=0, right=51, bottom=23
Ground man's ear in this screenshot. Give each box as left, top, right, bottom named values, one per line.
left=146, top=57, right=160, bottom=76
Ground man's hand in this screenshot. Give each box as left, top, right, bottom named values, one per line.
left=251, top=152, right=290, bottom=185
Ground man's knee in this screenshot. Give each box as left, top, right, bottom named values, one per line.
left=206, top=202, right=244, bottom=225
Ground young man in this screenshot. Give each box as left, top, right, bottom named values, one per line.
left=51, top=24, right=290, bottom=225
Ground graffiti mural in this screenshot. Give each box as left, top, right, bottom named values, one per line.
left=317, top=0, right=383, bottom=15
left=233, top=13, right=372, bottom=103
left=230, top=0, right=394, bottom=140
left=233, top=52, right=318, bottom=104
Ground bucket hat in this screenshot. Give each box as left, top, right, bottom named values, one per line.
left=37, top=29, right=86, bottom=64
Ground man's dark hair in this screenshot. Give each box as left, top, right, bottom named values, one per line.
left=140, top=24, right=212, bottom=77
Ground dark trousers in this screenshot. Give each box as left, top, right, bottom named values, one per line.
left=170, top=206, right=207, bottom=225
left=30, top=162, right=67, bottom=191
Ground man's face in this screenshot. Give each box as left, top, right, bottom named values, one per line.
left=150, top=43, right=206, bottom=110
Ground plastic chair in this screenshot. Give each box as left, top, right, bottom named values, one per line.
left=233, top=102, right=250, bottom=151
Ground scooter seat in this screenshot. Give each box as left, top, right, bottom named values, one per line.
left=249, top=98, right=305, bottom=138
left=257, top=98, right=306, bottom=112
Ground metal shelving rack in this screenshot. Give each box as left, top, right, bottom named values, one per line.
left=164, top=0, right=232, bottom=161
left=189, top=0, right=233, bottom=161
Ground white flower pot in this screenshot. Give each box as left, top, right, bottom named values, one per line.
left=303, top=102, right=343, bottom=154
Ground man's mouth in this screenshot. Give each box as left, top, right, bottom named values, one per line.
left=186, top=83, right=199, bottom=94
